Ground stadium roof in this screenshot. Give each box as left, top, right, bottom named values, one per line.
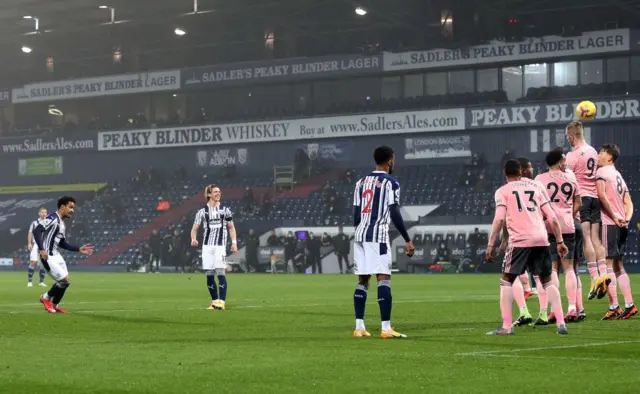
left=0, top=0, right=638, bottom=86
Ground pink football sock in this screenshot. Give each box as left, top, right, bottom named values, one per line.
left=565, top=269, right=577, bottom=310
left=616, top=270, right=634, bottom=306
left=598, top=260, right=608, bottom=277
left=512, top=277, right=527, bottom=310
left=544, top=281, right=565, bottom=327
left=500, top=279, right=514, bottom=330
left=607, top=268, right=618, bottom=308
left=519, top=273, right=531, bottom=292
left=534, top=276, right=547, bottom=311
left=551, top=269, right=560, bottom=290
left=576, top=274, right=584, bottom=311
left=587, top=262, right=598, bottom=280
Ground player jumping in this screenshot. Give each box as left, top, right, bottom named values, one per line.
left=595, top=144, right=637, bottom=320
left=565, top=121, right=608, bottom=299
left=27, top=207, right=48, bottom=287
left=33, top=197, right=94, bottom=313
left=486, top=159, right=568, bottom=335
left=191, top=184, right=237, bottom=311
left=352, top=145, right=414, bottom=339
left=535, top=149, right=582, bottom=323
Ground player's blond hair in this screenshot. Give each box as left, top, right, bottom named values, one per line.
left=566, top=120, right=584, bottom=138
left=39, top=207, right=47, bottom=213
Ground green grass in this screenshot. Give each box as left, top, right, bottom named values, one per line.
left=1, top=272, right=639, bottom=394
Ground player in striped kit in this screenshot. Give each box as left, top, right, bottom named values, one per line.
left=27, top=207, right=48, bottom=287
left=191, top=184, right=237, bottom=311
left=33, top=196, right=94, bottom=313
left=352, top=146, right=415, bottom=339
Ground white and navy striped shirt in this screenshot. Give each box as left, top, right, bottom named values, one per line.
left=353, top=171, right=400, bottom=243
left=28, top=219, right=43, bottom=246
left=38, top=213, right=67, bottom=256
left=194, top=205, right=233, bottom=247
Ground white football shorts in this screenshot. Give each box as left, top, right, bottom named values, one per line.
left=29, top=244, right=39, bottom=262
left=39, top=254, right=68, bottom=282
left=353, top=241, right=392, bottom=276
left=202, top=245, right=226, bottom=270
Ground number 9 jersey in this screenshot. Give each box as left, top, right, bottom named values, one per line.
left=566, top=142, right=601, bottom=224
left=353, top=171, right=400, bottom=244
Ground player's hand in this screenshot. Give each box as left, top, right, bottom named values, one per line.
left=39, top=250, right=48, bottom=260
left=191, top=239, right=198, bottom=247
left=485, top=246, right=494, bottom=262
left=557, top=243, right=569, bottom=259
left=79, top=244, right=95, bottom=255
left=405, top=241, right=415, bottom=257
left=614, top=217, right=627, bottom=227
left=27, top=244, right=31, bottom=252
left=231, top=243, right=238, bottom=253
left=499, top=241, right=508, bottom=254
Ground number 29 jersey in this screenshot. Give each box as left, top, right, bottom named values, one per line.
left=494, top=179, right=551, bottom=247
left=566, top=142, right=598, bottom=198
left=535, top=170, right=580, bottom=234
left=353, top=171, right=400, bottom=244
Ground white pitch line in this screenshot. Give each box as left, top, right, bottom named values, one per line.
left=456, top=340, right=640, bottom=357
left=480, top=354, right=640, bottom=363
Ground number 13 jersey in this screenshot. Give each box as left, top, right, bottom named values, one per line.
left=494, top=179, right=551, bottom=247
left=566, top=142, right=599, bottom=198
left=353, top=171, right=400, bottom=244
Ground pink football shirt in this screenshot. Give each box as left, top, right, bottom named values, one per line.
left=565, top=169, right=582, bottom=220
left=596, top=165, right=628, bottom=225
left=535, top=170, right=580, bottom=234
left=494, top=179, right=551, bottom=247
left=566, top=142, right=599, bottom=198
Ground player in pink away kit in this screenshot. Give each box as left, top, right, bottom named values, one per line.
left=595, top=144, right=637, bottom=320
left=535, top=149, right=582, bottom=323
left=505, top=158, right=551, bottom=327
left=486, top=159, right=569, bottom=335
left=565, top=121, right=608, bottom=299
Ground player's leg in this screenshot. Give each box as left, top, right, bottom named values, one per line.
left=213, top=252, right=228, bottom=311
left=486, top=246, right=523, bottom=336
left=202, top=246, right=219, bottom=310
left=39, top=256, right=70, bottom=313
left=580, top=198, right=600, bottom=299
left=375, top=243, right=405, bottom=339
left=591, top=199, right=610, bottom=295
left=573, top=218, right=585, bottom=319
left=534, top=247, right=567, bottom=334
left=519, top=271, right=532, bottom=294
left=614, top=228, right=636, bottom=319
left=559, top=234, right=578, bottom=322
left=352, top=242, right=371, bottom=337
left=529, top=270, right=538, bottom=295
left=600, top=225, right=622, bottom=320
left=511, top=276, right=533, bottom=326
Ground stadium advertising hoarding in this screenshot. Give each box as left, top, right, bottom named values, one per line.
left=0, top=88, right=10, bottom=107
left=18, top=156, right=63, bottom=176
left=404, top=135, right=471, bottom=160
left=466, top=97, right=640, bottom=129
left=181, top=54, right=382, bottom=88
left=196, top=148, right=250, bottom=167
left=0, top=135, right=96, bottom=155
left=12, top=70, right=180, bottom=103
left=97, top=108, right=465, bottom=151
left=384, top=29, right=630, bottom=71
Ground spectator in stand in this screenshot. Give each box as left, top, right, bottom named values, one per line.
left=475, top=173, right=490, bottom=193
left=242, top=186, right=255, bottom=214
left=433, top=241, right=451, bottom=265
left=258, top=191, right=272, bottom=217
left=333, top=226, right=351, bottom=274
left=321, top=232, right=332, bottom=247
left=459, top=169, right=473, bottom=187
left=266, top=230, right=280, bottom=246
left=149, top=230, right=162, bottom=272
left=284, top=231, right=297, bottom=271
left=245, top=229, right=260, bottom=273
left=307, top=232, right=322, bottom=274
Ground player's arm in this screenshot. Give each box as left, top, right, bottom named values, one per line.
left=596, top=178, right=619, bottom=223
left=352, top=182, right=361, bottom=227
left=388, top=182, right=410, bottom=242
left=499, top=223, right=509, bottom=252
left=191, top=209, right=203, bottom=246
left=58, top=237, right=80, bottom=252
left=32, top=219, right=55, bottom=252
left=486, top=205, right=506, bottom=260
left=226, top=210, right=237, bottom=253
left=624, top=192, right=633, bottom=224
left=27, top=223, right=33, bottom=249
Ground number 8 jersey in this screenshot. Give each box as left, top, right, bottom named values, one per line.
left=494, top=179, right=551, bottom=247
left=353, top=171, right=400, bottom=244
left=566, top=142, right=599, bottom=198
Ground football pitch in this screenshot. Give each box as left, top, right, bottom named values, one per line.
left=1, top=272, right=639, bottom=394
